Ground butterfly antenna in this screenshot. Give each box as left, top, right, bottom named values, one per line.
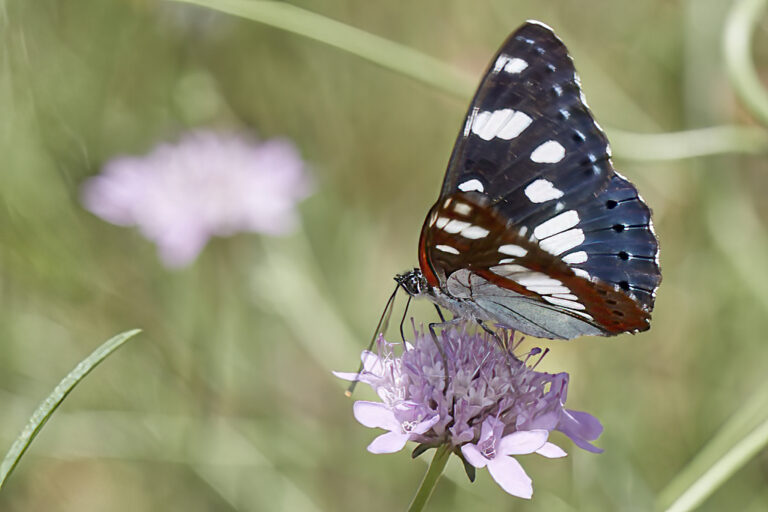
left=345, top=282, right=399, bottom=397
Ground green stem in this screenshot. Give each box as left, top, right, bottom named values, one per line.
left=724, top=0, right=768, bottom=127
left=407, top=444, right=452, bottom=512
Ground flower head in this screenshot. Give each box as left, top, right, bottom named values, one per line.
left=335, top=323, right=602, bottom=499
left=81, top=130, right=311, bottom=267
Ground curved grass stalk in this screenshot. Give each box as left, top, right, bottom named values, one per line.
left=167, top=0, right=768, bottom=160
left=724, top=0, right=768, bottom=127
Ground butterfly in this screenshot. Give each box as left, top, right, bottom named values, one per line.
left=395, top=21, right=661, bottom=340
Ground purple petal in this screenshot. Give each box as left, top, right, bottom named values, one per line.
left=412, top=414, right=440, bottom=435
left=536, top=442, right=567, bottom=458
left=331, top=371, right=360, bottom=381
left=479, top=416, right=504, bottom=444
left=460, top=444, right=489, bottom=468
left=367, top=431, right=408, bottom=454
left=487, top=456, right=533, bottom=499
left=564, top=409, right=603, bottom=440
left=518, top=409, right=560, bottom=431
left=498, top=430, right=548, bottom=456
left=353, top=401, right=399, bottom=430
left=558, top=409, right=604, bottom=453
left=360, top=351, right=383, bottom=374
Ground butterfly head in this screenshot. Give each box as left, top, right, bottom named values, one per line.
left=395, top=268, right=429, bottom=297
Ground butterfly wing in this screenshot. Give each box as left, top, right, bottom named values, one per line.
left=418, top=21, right=661, bottom=338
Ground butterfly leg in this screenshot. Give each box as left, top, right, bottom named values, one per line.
left=477, top=320, right=505, bottom=349
left=399, top=295, right=413, bottom=342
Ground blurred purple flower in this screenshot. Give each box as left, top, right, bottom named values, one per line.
left=81, top=131, right=311, bottom=267
left=335, top=323, right=602, bottom=499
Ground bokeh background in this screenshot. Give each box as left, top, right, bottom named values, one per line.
left=2, top=0, right=768, bottom=510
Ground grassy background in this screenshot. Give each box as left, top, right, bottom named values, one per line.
left=1, top=0, right=768, bottom=510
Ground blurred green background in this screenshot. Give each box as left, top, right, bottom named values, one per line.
left=2, top=0, right=768, bottom=510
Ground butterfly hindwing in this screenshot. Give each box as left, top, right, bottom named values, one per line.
left=419, top=192, right=653, bottom=338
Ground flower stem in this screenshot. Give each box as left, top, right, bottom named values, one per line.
left=407, top=444, right=452, bottom=512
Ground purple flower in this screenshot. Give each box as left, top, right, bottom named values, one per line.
left=353, top=401, right=439, bottom=454
left=335, top=323, right=603, bottom=499
left=81, top=130, right=311, bottom=267
left=460, top=418, right=565, bottom=498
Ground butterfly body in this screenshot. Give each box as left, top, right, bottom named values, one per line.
left=400, top=21, right=661, bottom=340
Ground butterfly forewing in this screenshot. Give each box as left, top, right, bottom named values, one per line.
left=418, top=21, right=661, bottom=339
left=442, top=22, right=613, bottom=228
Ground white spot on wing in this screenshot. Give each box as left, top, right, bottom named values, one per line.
left=573, top=268, right=591, bottom=279
left=553, top=293, right=579, bottom=301
left=504, top=57, right=528, bottom=73
left=563, top=251, right=588, bottom=264
left=524, top=179, right=564, bottom=203
left=461, top=225, right=490, bottom=239
left=493, top=54, right=511, bottom=73
left=490, top=264, right=528, bottom=275
left=544, top=295, right=586, bottom=310
left=436, top=244, right=459, bottom=255
left=514, top=273, right=562, bottom=288
left=497, top=111, right=532, bottom=139
left=472, top=109, right=531, bottom=141
left=471, top=110, right=502, bottom=141
left=453, top=202, right=472, bottom=215
left=435, top=217, right=450, bottom=229
left=539, top=228, right=585, bottom=255
left=534, top=210, right=580, bottom=240
left=527, top=285, right=572, bottom=295
left=525, top=20, right=557, bottom=34
left=531, top=140, right=566, bottom=163
left=498, top=244, right=528, bottom=257
left=458, top=179, right=484, bottom=192
left=569, top=310, right=594, bottom=321
left=464, top=108, right=479, bottom=137
left=442, top=219, right=471, bottom=234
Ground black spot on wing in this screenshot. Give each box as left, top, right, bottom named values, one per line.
left=561, top=174, right=661, bottom=309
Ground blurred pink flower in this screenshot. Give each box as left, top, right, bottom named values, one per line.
left=82, top=131, right=311, bottom=267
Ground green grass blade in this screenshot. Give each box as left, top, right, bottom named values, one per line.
left=659, top=413, right=768, bottom=512
left=167, top=0, right=474, bottom=97
left=0, top=329, right=142, bottom=490
left=656, top=192, right=768, bottom=511
left=165, top=0, right=768, bottom=160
